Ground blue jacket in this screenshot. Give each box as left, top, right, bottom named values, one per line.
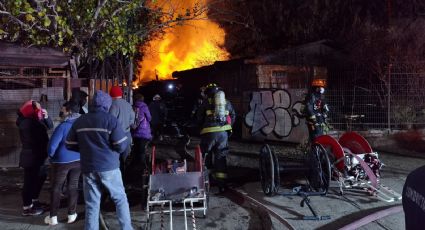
left=66, top=90, right=128, bottom=173
left=48, top=114, right=80, bottom=164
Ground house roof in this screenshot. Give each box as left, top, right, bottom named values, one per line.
left=0, top=42, right=70, bottom=68
left=172, top=58, right=246, bottom=79
left=245, top=39, right=344, bottom=65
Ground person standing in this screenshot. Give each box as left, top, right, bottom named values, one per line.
left=131, top=94, right=152, bottom=174
left=403, top=165, right=425, bottom=230
left=66, top=90, right=132, bottom=230
left=148, top=94, right=167, bottom=141
left=17, top=100, right=53, bottom=216
left=70, top=88, right=89, bottom=115
left=44, top=101, right=81, bottom=225
left=109, top=86, right=135, bottom=161
left=196, top=83, right=235, bottom=192
left=304, top=79, right=329, bottom=141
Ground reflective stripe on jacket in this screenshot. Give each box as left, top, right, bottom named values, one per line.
left=200, top=124, right=232, bottom=134
left=196, top=99, right=236, bottom=135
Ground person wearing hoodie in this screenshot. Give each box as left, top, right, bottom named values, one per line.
left=66, top=90, right=132, bottom=230
left=130, top=93, right=152, bottom=173
left=44, top=101, right=81, bottom=226
left=16, top=100, right=53, bottom=216
left=109, top=86, right=135, bottom=160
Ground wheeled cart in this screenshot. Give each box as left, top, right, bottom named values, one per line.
left=146, top=146, right=208, bottom=230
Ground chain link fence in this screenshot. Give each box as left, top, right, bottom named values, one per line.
left=327, top=62, right=425, bottom=131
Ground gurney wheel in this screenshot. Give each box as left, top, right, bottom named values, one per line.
left=308, top=143, right=331, bottom=193
left=259, top=144, right=280, bottom=196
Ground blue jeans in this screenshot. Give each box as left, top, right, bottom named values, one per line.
left=83, top=169, right=132, bottom=230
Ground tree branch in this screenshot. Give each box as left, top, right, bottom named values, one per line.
left=90, top=0, right=108, bottom=28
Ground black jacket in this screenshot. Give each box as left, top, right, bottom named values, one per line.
left=305, top=92, right=327, bottom=124
left=16, top=113, right=53, bottom=167
left=148, top=100, right=167, bottom=126
left=403, top=165, right=425, bottom=230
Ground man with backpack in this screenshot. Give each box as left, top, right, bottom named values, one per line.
left=196, top=83, right=236, bottom=193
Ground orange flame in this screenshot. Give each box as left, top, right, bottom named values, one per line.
left=135, top=0, right=229, bottom=86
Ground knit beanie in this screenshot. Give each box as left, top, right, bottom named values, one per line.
left=19, top=100, right=35, bottom=118
left=109, top=86, right=123, bottom=98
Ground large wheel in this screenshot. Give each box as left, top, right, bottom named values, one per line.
left=259, top=144, right=280, bottom=196
left=308, top=143, right=331, bottom=193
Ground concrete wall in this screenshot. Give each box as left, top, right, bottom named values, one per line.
left=243, top=89, right=309, bottom=143
left=241, top=65, right=326, bottom=143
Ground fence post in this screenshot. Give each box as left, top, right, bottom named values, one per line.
left=387, top=63, right=392, bottom=132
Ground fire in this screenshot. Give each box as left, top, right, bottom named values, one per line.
left=135, top=0, right=229, bottom=86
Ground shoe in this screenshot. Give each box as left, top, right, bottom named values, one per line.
left=22, top=207, right=43, bottom=216
left=44, top=215, right=58, bottom=225
left=67, top=213, right=78, bottom=223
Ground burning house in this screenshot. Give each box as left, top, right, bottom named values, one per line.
left=131, top=0, right=342, bottom=144
left=135, top=0, right=229, bottom=85
left=172, top=40, right=338, bottom=143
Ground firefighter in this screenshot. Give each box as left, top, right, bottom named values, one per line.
left=305, top=79, right=329, bottom=141
left=196, top=83, right=236, bottom=192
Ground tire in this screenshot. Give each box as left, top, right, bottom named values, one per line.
left=259, top=144, right=280, bottom=196
left=308, top=143, right=331, bottom=193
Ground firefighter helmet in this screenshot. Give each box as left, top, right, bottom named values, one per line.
left=311, top=79, right=326, bottom=88
left=205, top=83, right=220, bottom=97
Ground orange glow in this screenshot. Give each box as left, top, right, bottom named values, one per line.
left=136, top=0, right=229, bottom=85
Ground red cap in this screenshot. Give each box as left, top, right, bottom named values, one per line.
left=110, top=86, right=123, bottom=98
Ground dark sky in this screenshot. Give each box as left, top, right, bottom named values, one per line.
left=208, top=0, right=424, bottom=58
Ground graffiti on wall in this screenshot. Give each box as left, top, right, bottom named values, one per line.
left=245, top=89, right=305, bottom=138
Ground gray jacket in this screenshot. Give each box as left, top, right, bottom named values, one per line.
left=109, top=98, right=135, bottom=133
